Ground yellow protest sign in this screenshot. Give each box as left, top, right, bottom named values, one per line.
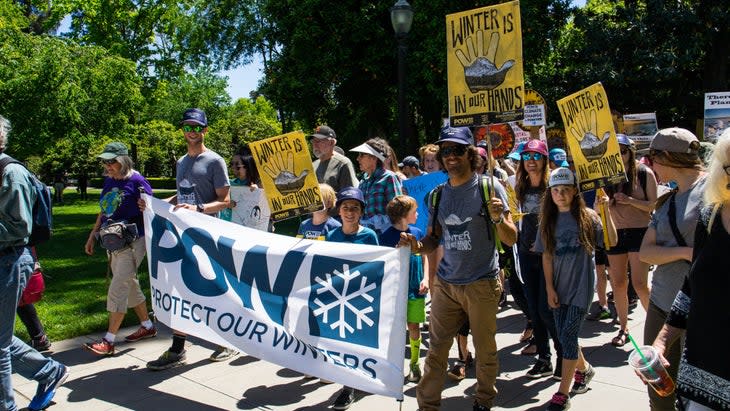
left=446, top=0, right=524, bottom=127
left=557, top=82, right=626, bottom=192
left=249, top=131, right=323, bottom=221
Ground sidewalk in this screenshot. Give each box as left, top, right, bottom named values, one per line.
left=13, top=298, right=651, bottom=410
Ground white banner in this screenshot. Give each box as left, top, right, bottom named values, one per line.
left=142, top=195, right=409, bottom=399
left=220, top=186, right=271, bottom=230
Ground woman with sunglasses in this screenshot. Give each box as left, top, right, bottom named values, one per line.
left=639, top=128, right=706, bottom=411
left=220, top=148, right=268, bottom=228
left=515, top=139, right=564, bottom=380
left=602, top=135, right=658, bottom=347
left=83, top=142, right=156, bottom=357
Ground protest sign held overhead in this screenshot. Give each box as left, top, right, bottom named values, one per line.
left=142, top=194, right=409, bottom=399
left=557, top=82, right=626, bottom=192
left=249, top=131, right=323, bottom=221
left=402, top=172, right=448, bottom=234
left=447, top=0, right=524, bottom=127
left=703, top=91, right=730, bottom=143
left=521, top=89, right=546, bottom=127
left=622, top=112, right=658, bottom=148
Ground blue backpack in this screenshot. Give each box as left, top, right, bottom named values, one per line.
left=0, top=156, right=53, bottom=245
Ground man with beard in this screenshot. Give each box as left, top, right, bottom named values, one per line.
left=309, top=125, right=358, bottom=193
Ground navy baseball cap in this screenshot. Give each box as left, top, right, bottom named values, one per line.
left=436, top=127, right=473, bottom=145
left=181, top=108, right=208, bottom=126
left=336, top=187, right=366, bottom=209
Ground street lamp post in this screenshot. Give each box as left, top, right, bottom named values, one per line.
left=391, top=0, right=413, bottom=157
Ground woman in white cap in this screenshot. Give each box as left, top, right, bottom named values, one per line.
left=639, top=127, right=706, bottom=411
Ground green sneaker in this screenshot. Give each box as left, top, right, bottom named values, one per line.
left=147, top=350, right=186, bottom=371
left=407, top=363, right=422, bottom=383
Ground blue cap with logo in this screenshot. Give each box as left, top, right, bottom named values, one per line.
left=336, top=186, right=366, bottom=209
left=181, top=108, right=208, bottom=127
left=436, top=127, right=473, bottom=145
left=549, top=148, right=569, bottom=167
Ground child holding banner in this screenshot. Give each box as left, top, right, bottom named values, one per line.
left=326, top=186, right=379, bottom=410
left=379, top=195, right=428, bottom=384
left=296, top=184, right=340, bottom=240
left=535, top=167, right=615, bottom=410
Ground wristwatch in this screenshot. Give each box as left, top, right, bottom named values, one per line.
left=196, top=203, right=205, bottom=213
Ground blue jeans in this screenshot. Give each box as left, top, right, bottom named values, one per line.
left=1, top=246, right=63, bottom=411
left=519, top=252, right=562, bottom=361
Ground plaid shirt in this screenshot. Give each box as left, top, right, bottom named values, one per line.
left=358, top=167, right=402, bottom=219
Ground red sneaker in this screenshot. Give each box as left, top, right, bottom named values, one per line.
left=124, top=325, right=157, bottom=342
left=84, top=339, right=115, bottom=356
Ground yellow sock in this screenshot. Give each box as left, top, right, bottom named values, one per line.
left=409, top=338, right=421, bottom=365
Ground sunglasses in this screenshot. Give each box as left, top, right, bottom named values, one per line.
left=620, top=147, right=630, bottom=155
left=182, top=124, right=205, bottom=133
left=101, top=159, right=117, bottom=165
left=440, top=145, right=467, bottom=157
left=724, top=165, right=730, bottom=176
left=230, top=162, right=247, bottom=169
left=521, top=152, right=544, bottom=161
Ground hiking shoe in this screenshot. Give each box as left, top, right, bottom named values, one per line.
left=546, top=392, right=571, bottom=410
left=473, top=400, right=491, bottom=411
left=83, top=338, right=115, bottom=356
left=124, top=325, right=157, bottom=342
left=571, top=364, right=595, bottom=394
left=209, top=346, right=240, bottom=362
left=31, top=335, right=52, bottom=352
left=526, top=358, right=553, bottom=379
left=552, top=357, right=563, bottom=381
left=28, top=364, right=70, bottom=411
left=332, top=386, right=355, bottom=410
left=587, top=306, right=611, bottom=321
left=447, top=361, right=466, bottom=381
left=147, top=350, right=186, bottom=370
left=407, top=363, right=422, bottom=383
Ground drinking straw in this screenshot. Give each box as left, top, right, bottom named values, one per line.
left=627, top=333, right=660, bottom=379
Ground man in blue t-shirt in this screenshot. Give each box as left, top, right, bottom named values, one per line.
left=401, top=127, right=518, bottom=411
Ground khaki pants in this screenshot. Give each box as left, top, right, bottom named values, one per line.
left=107, top=237, right=147, bottom=313
left=417, top=276, right=502, bottom=410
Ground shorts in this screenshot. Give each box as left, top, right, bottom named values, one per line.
left=595, top=247, right=609, bottom=266
left=553, top=304, right=587, bottom=360
left=606, top=227, right=648, bottom=255
left=107, top=237, right=147, bottom=313
left=407, top=298, right=426, bottom=323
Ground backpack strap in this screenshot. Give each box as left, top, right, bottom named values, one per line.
left=667, top=192, right=687, bottom=247
left=429, top=184, right=444, bottom=239
left=0, top=156, right=21, bottom=176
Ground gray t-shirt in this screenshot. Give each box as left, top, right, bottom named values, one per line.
left=649, top=177, right=705, bottom=312
left=432, top=173, right=509, bottom=284
left=535, top=210, right=603, bottom=311
left=176, top=150, right=230, bottom=209
left=313, top=151, right=358, bottom=193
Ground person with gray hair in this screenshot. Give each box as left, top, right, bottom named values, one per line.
left=83, top=142, right=157, bottom=356
left=1, top=114, right=70, bottom=411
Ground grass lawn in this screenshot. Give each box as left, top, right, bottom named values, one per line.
left=16, top=188, right=302, bottom=343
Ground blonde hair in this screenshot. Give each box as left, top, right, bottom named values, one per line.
left=704, top=129, right=730, bottom=205
left=319, top=183, right=336, bottom=210
left=419, top=144, right=439, bottom=163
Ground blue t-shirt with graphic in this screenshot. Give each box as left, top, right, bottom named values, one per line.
left=379, top=225, right=425, bottom=299
left=99, top=171, right=153, bottom=235
left=298, top=217, right=342, bottom=240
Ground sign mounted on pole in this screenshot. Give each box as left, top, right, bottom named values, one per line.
left=446, top=0, right=524, bottom=127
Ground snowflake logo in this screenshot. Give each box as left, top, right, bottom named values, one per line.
left=309, top=256, right=383, bottom=348
left=313, top=264, right=376, bottom=338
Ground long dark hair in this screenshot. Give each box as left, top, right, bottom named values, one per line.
left=606, top=145, right=637, bottom=200
left=539, top=186, right=597, bottom=255
left=238, top=145, right=261, bottom=185
left=515, top=157, right=548, bottom=204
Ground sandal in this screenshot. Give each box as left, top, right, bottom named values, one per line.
left=611, top=330, right=629, bottom=347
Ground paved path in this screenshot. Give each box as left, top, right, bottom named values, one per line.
left=13, top=298, right=652, bottom=410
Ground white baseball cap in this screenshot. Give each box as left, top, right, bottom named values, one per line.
left=548, top=167, right=575, bottom=187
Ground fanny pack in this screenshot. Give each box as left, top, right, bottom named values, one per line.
left=97, top=219, right=139, bottom=251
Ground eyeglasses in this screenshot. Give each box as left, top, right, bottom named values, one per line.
left=521, top=152, right=544, bottom=161
left=620, top=147, right=630, bottom=155
left=182, top=124, right=205, bottom=133
left=101, top=159, right=117, bottom=165
left=440, top=145, right=467, bottom=157
left=724, top=165, right=730, bottom=175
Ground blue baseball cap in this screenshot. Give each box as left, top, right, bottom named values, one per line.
left=436, top=127, right=473, bottom=145
left=549, top=148, right=569, bottom=167
left=336, top=186, right=365, bottom=209
left=616, top=133, right=632, bottom=147
left=181, top=108, right=208, bottom=127
left=507, top=142, right=526, bottom=161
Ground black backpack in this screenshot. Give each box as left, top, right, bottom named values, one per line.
left=0, top=156, right=53, bottom=245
